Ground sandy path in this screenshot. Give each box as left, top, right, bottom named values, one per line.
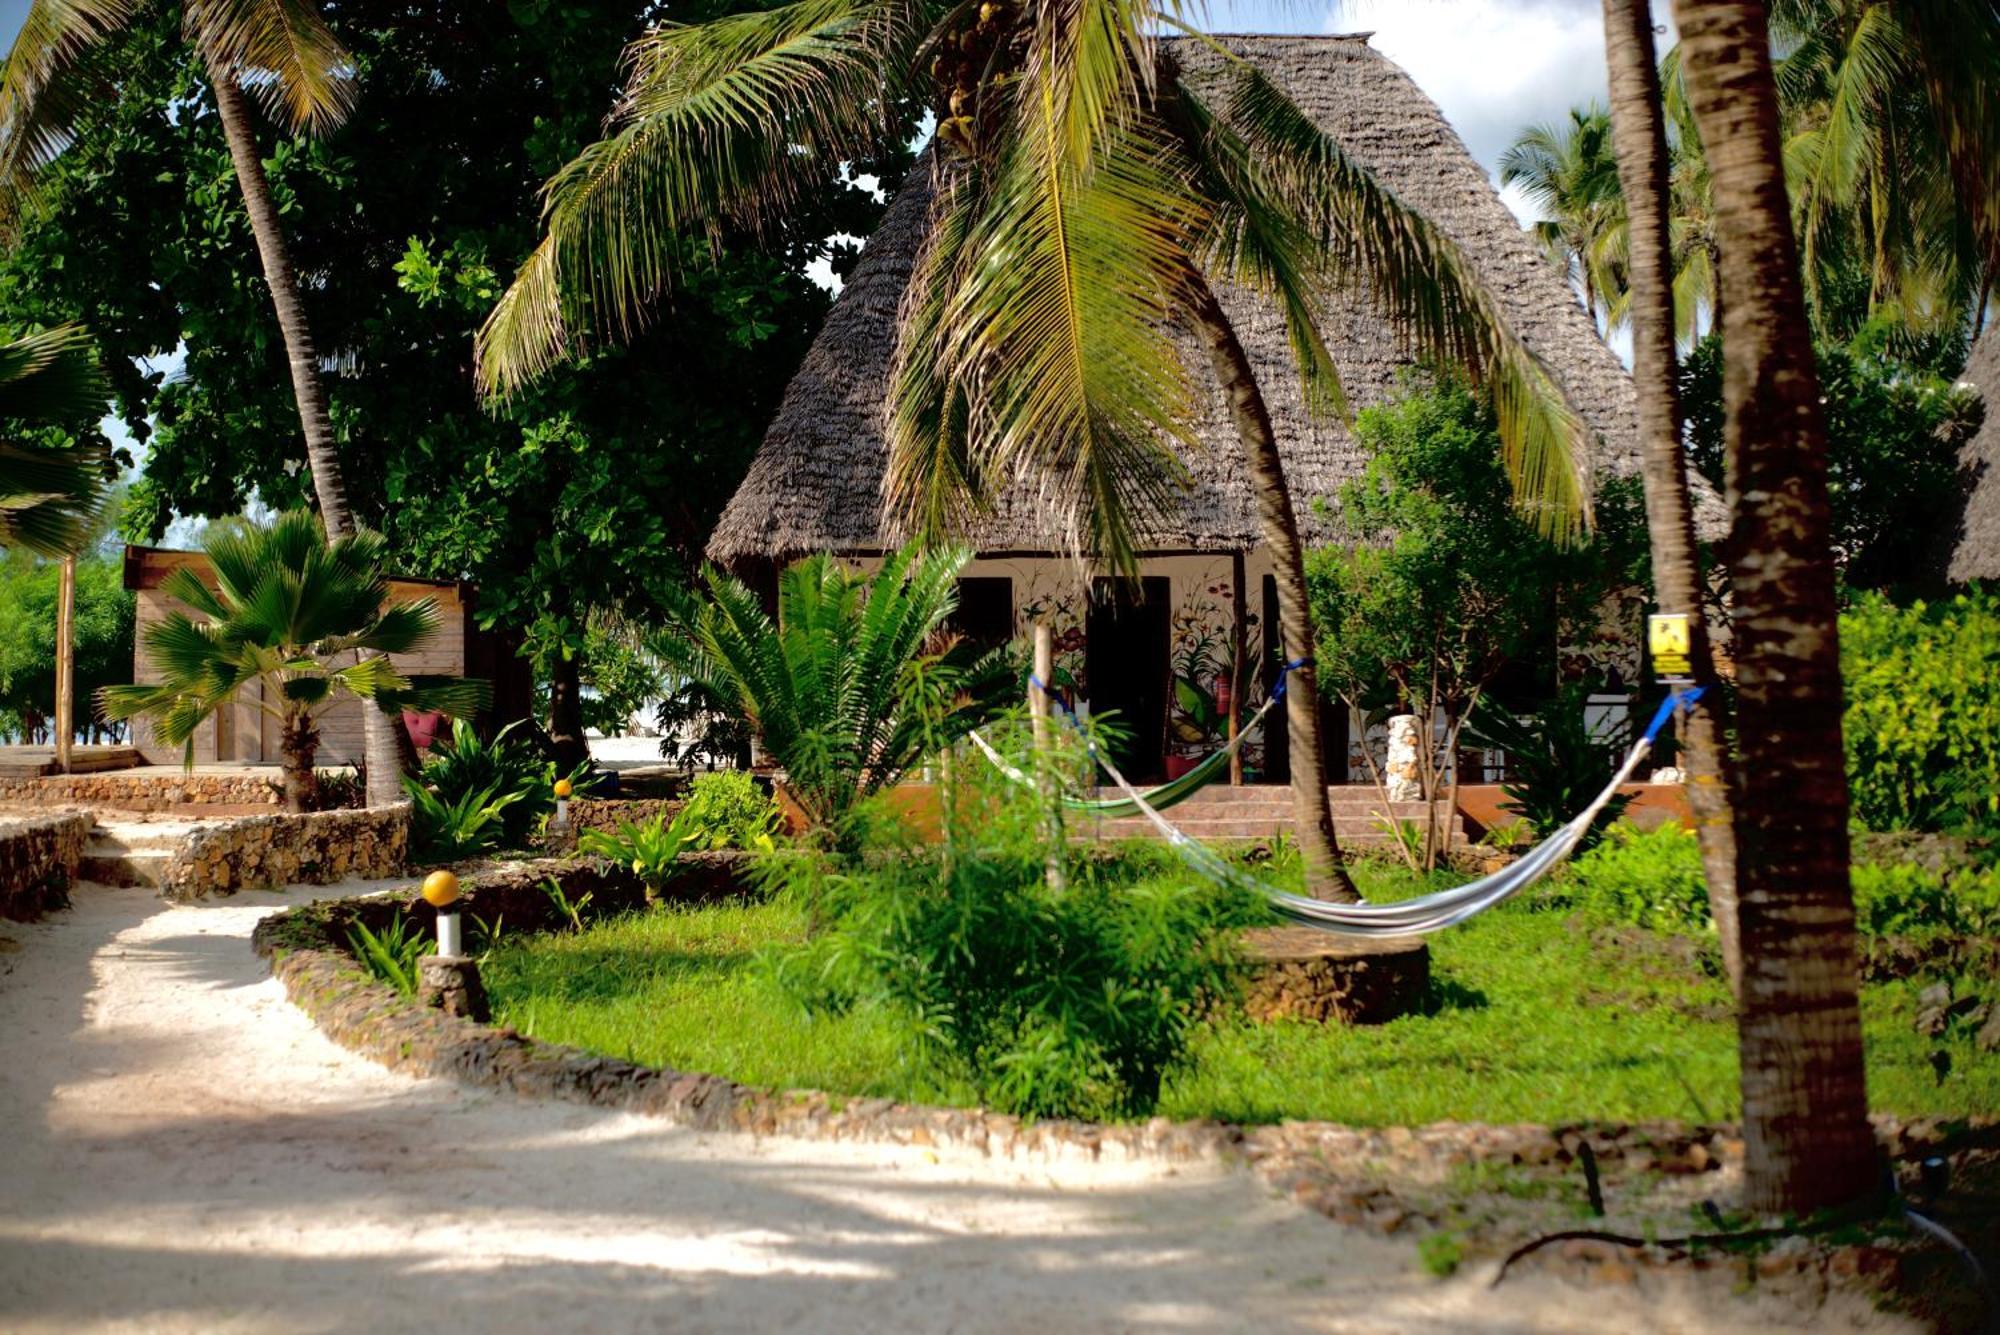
left=0, top=884, right=1908, bottom=1334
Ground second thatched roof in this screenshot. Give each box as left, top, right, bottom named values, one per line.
left=709, top=33, right=1723, bottom=564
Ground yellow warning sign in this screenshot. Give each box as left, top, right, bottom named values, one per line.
left=1649, top=613, right=1692, bottom=679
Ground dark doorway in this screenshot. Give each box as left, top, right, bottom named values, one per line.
left=1261, top=575, right=1289, bottom=783
left=1086, top=576, right=1171, bottom=782
left=949, top=577, right=1014, bottom=654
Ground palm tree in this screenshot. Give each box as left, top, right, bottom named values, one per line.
left=0, top=324, right=109, bottom=555
left=1500, top=105, right=1629, bottom=327
left=0, top=0, right=415, bottom=806
left=660, top=544, right=1010, bottom=833
left=475, top=5, right=1598, bottom=903
left=101, top=511, right=481, bottom=812
left=1768, top=0, right=1999, bottom=340
left=1598, top=0, right=1741, bottom=996
left=1671, top=0, right=1877, bottom=1217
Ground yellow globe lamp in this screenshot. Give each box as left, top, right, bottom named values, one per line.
left=421, top=869, right=461, bottom=908
left=554, top=778, right=574, bottom=799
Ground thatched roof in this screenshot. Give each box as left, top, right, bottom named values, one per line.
left=1947, top=328, right=2000, bottom=584
left=709, top=33, right=1722, bottom=563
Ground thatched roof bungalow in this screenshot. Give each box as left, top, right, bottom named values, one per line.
left=1948, top=328, right=2000, bottom=584
left=709, top=33, right=1719, bottom=781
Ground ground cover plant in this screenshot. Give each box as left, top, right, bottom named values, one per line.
left=478, top=812, right=2000, bottom=1127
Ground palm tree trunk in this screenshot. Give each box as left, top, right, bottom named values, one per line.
left=279, top=710, right=321, bottom=814
left=1600, top=0, right=1742, bottom=997
left=1672, top=0, right=1877, bottom=1217
left=1186, top=273, right=1359, bottom=903
left=209, top=57, right=406, bottom=808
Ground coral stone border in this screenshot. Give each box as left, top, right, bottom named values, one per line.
left=254, top=858, right=1994, bottom=1240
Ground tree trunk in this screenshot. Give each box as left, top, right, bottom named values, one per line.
left=546, top=651, right=590, bottom=775
left=1186, top=274, right=1359, bottom=903
left=1600, top=0, right=1742, bottom=997
left=1672, top=0, right=1877, bottom=1217
left=209, top=56, right=409, bottom=808
left=279, top=711, right=321, bottom=814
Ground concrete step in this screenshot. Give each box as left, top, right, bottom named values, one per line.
left=74, top=818, right=204, bottom=888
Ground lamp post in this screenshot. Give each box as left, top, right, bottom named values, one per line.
left=552, top=776, right=572, bottom=832
left=422, top=868, right=462, bottom=957
left=415, top=868, right=489, bottom=1021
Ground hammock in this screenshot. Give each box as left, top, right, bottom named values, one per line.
left=965, top=659, right=1303, bottom=819
left=985, top=676, right=1702, bottom=938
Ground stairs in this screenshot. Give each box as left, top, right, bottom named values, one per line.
left=1074, top=784, right=1463, bottom=849
left=77, top=820, right=201, bottom=888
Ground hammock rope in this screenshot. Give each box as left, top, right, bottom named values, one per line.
left=977, top=676, right=1703, bottom=938
left=966, top=658, right=1308, bottom=818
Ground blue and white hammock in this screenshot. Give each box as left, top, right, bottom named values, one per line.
left=974, top=682, right=1701, bottom=938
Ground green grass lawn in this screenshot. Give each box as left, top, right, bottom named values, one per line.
left=479, top=865, right=2000, bottom=1127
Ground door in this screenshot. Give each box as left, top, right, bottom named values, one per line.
left=1086, top=576, right=1171, bottom=782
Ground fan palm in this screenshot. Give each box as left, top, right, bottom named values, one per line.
left=475, top=6, right=1600, bottom=901
left=658, top=545, right=1011, bottom=835
left=100, top=511, right=484, bottom=812
left=0, top=323, right=109, bottom=554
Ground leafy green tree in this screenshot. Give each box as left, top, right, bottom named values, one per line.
left=101, top=511, right=480, bottom=811
left=0, top=4, right=888, bottom=773
left=1306, top=376, right=1647, bottom=867
left=1681, top=325, right=1981, bottom=589
left=0, top=324, right=109, bottom=554
left=659, top=545, right=1010, bottom=836
left=475, top=6, right=1608, bottom=903
left=0, top=551, right=134, bottom=742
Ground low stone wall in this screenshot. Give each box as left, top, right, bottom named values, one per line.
left=0, top=770, right=284, bottom=812
left=0, top=811, right=90, bottom=920
left=162, top=804, right=410, bottom=901
left=255, top=880, right=1996, bottom=1249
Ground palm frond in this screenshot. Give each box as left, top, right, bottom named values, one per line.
left=476, top=0, right=920, bottom=396
left=181, top=0, right=356, bottom=135
left=936, top=106, right=1206, bottom=568
left=0, top=0, right=134, bottom=232
left=1224, top=66, right=1590, bottom=537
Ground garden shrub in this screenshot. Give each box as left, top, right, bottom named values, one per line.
left=1463, top=683, right=1634, bottom=850
left=1548, top=822, right=1710, bottom=933
left=417, top=717, right=590, bottom=850
left=1842, top=590, right=2000, bottom=835
left=1851, top=862, right=2000, bottom=941
left=678, top=771, right=779, bottom=851
left=763, top=722, right=1269, bottom=1120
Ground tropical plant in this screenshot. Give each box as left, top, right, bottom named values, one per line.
left=474, top=7, right=1612, bottom=904
left=1553, top=821, right=1714, bottom=934
left=577, top=808, right=702, bottom=904
left=403, top=777, right=520, bottom=863
left=100, top=511, right=483, bottom=811
left=1599, top=0, right=1741, bottom=993
left=656, top=544, right=1012, bottom=839
left=347, top=912, right=427, bottom=996
left=1673, top=0, right=1877, bottom=1216
left=417, top=717, right=572, bottom=850
left=1500, top=105, right=1628, bottom=327
left=0, top=0, right=422, bottom=803
left=1462, top=684, right=1635, bottom=851
left=764, top=743, right=1267, bottom=1120
left=0, top=324, right=109, bottom=555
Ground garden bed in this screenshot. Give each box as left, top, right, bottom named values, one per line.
left=254, top=853, right=1999, bottom=1318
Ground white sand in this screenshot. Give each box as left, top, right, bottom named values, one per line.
left=0, top=883, right=1912, bottom=1334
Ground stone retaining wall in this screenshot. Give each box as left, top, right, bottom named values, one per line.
left=0, top=770, right=283, bottom=811
left=0, top=811, right=90, bottom=920
left=163, top=804, right=410, bottom=900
